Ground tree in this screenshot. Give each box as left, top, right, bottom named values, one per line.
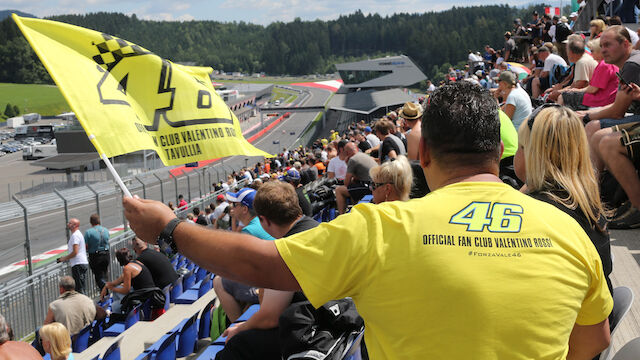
left=12, top=105, right=19, bottom=116
left=4, top=103, right=15, bottom=118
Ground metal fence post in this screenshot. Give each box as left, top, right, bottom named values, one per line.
left=86, top=183, right=101, bottom=217
left=207, top=169, right=212, bottom=192
left=118, top=185, right=128, bottom=233
left=173, top=175, right=178, bottom=203
left=135, top=176, right=146, bottom=198
left=197, top=171, right=203, bottom=199
left=187, top=175, right=192, bottom=202
left=12, top=196, right=33, bottom=276
left=153, top=173, right=164, bottom=204
left=53, top=189, right=70, bottom=240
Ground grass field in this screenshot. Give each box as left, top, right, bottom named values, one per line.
left=271, top=88, right=299, bottom=103
left=0, top=83, right=71, bottom=118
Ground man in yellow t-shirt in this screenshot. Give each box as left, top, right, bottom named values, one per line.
left=124, top=81, right=612, bottom=359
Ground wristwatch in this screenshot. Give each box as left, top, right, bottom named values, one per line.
left=157, top=218, right=183, bottom=255
left=582, top=113, right=591, bottom=124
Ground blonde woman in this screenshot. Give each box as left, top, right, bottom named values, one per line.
left=39, top=323, right=72, bottom=360
left=514, top=105, right=612, bottom=294
left=368, top=155, right=412, bottom=204
left=589, top=19, right=606, bottom=40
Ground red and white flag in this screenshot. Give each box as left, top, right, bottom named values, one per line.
left=545, top=7, right=561, bottom=16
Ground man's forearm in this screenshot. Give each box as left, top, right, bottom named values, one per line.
left=172, top=222, right=300, bottom=291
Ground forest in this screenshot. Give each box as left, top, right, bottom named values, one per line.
left=0, top=4, right=557, bottom=84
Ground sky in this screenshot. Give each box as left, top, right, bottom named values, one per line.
left=1, top=0, right=570, bottom=25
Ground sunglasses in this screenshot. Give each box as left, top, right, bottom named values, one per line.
left=527, top=103, right=562, bottom=130
left=369, top=182, right=389, bottom=191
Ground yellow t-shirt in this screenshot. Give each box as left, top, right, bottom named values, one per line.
left=275, top=181, right=612, bottom=360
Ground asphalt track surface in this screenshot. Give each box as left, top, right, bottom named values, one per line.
left=0, top=85, right=331, bottom=281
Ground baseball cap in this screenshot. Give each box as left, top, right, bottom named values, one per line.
left=499, top=71, right=517, bottom=86
left=226, top=187, right=256, bottom=209
left=570, top=12, right=578, bottom=18
left=364, top=126, right=372, bottom=132
left=216, top=194, right=225, bottom=201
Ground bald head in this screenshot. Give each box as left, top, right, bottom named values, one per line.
left=67, top=218, right=80, bottom=231
left=344, top=142, right=358, bottom=160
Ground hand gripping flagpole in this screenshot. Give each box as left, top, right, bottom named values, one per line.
left=88, top=134, right=133, bottom=198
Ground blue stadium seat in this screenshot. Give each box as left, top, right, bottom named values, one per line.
left=183, top=270, right=196, bottom=290
left=71, top=323, right=91, bottom=353
left=90, top=319, right=105, bottom=345
left=162, top=284, right=171, bottom=312
left=175, top=273, right=212, bottom=305
left=198, top=297, right=217, bottom=339
left=195, top=267, right=208, bottom=282
left=170, top=276, right=184, bottom=303
left=104, top=305, right=140, bottom=337
left=154, top=331, right=178, bottom=360
left=176, top=312, right=199, bottom=357
left=358, top=195, right=373, bottom=204
left=141, top=298, right=153, bottom=321
left=101, top=338, right=121, bottom=360
left=235, top=304, right=260, bottom=323
left=186, top=260, right=196, bottom=272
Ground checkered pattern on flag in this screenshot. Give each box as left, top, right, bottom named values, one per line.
left=12, top=14, right=272, bottom=166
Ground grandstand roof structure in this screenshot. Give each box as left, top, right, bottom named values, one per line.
left=326, top=88, right=414, bottom=115
left=335, top=55, right=427, bottom=89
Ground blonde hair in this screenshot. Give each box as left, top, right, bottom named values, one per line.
left=40, top=323, right=71, bottom=360
left=587, top=38, right=601, bottom=54
left=369, top=155, right=413, bottom=201
left=590, top=19, right=607, bottom=35
left=518, top=107, right=604, bottom=229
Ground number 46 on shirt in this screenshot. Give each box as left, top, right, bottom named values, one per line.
left=450, top=201, right=523, bottom=233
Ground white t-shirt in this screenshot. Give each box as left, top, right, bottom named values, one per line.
left=213, top=202, right=230, bottom=223
left=327, top=157, right=347, bottom=180
left=627, top=27, right=639, bottom=47
left=543, top=54, right=568, bottom=73
left=68, top=229, right=88, bottom=267
left=366, top=133, right=381, bottom=147
left=243, top=170, right=253, bottom=184
left=221, top=182, right=230, bottom=192
left=427, top=84, right=436, bottom=92
left=505, top=85, right=533, bottom=130
left=320, top=150, right=328, bottom=162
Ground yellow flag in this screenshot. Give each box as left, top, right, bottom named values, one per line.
left=13, top=14, right=272, bottom=165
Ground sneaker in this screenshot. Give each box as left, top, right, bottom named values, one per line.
left=609, top=202, right=640, bottom=229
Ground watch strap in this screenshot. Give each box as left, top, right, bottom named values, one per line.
left=159, top=218, right=183, bottom=253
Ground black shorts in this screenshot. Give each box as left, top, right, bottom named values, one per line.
left=221, top=278, right=259, bottom=304
left=347, top=181, right=371, bottom=203
left=539, top=76, right=551, bottom=92
left=561, top=91, right=589, bottom=111
left=614, top=121, right=640, bottom=169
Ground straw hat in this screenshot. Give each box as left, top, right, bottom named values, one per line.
left=398, top=102, right=423, bottom=120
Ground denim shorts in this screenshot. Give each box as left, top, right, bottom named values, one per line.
left=600, top=115, right=640, bottom=129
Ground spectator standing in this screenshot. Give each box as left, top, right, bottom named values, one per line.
left=363, top=126, right=380, bottom=148
left=216, top=181, right=319, bottom=360
left=132, top=238, right=178, bottom=289
left=496, top=71, right=532, bottom=129
left=57, top=218, right=89, bottom=295
left=568, top=12, right=578, bottom=29
left=194, top=207, right=208, bottom=226
left=211, top=195, right=230, bottom=230
left=375, top=119, right=406, bottom=163
left=0, top=313, right=42, bottom=359
left=504, top=32, right=517, bottom=62
left=528, top=10, right=542, bottom=41
left=84, top=213, right=110, bottom=292
left=399, top=102, right=423, bottom=161
left=177, top=194, right=188, bottom=209
left=124, top=81, right=613, bottom=359
left=555, top=16, right=573, bottom=60
left=43, top=277, right=96, bottom=336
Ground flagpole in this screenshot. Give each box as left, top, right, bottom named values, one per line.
left=88, top=134, right=132, bottom=198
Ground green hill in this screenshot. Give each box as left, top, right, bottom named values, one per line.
left=0, top=83, right=70, bottom=118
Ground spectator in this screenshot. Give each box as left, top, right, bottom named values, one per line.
left=426, top=79, right=436, bottom=93
left=569, top=12, right=578, bottom=29
left=282, top=169, right=312, bottom=216
left=531, top=46, right=568, bottom=98
left=514, top=105, right=613, bottom=294
left=608, top=16, right=639, bottom=48
left=56, top=218, right=89, bottom=295
left=211, top=195, right=230, bottom=230
left=215, top=188, right=274, bottom=322
left=546, top=34, right=597, bottom=102
left=101, top=248, right=154, bottom=315
left=354, top=131, right=371, bottom=153
left=177, top=194, right=188, bottom=209
left=194, top=207, right=208, bottom=226
left=374, top=119, right=406, bottom=163
left=584, top=26, right=639, bottom=174
left=368, top=155, right=412, bottom=204
left=167, top=201, right=175, bottom=211
left=326, top=140, right=348, bottom=181
left=559, top=38, right=619, bottom=110
left=39, top=323, right=72, bottom=360
left=541, top=14, right=553, bottom=42
left=503, top=31, right=516, bottom=62
left=204, top=207, right=213, bottom=225
left=0, top=313, right=42, bottom=359
left=124, top=81, right=612, bottom=359
left=132, top=238, right=178, bottom=289
left=335, top=142, right=377, bottom=214
left=598, top=82, right=640, bottom=228
left=84, top=213, right=110, bottom=292
left=398, top=102, right=423, bottom=161
left=44, top=277, right=96, bottom=337
left=363, top=126, right=380, bottom=148
left=495, top=71, right=532, bottom=129
left=216, top=181, right=319, bottom=360
left=528, top=10, right=542, bottom=41
left=589, top=19, right=607, bottom=41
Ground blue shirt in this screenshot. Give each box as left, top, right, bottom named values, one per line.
left=84, top=225, right=109, bottom=253
left=241, top=216, right=275, bottom=240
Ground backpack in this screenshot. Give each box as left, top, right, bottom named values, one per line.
left=555, top=22, right=572, bottom=43
left=279, top=298, right=364, bottom=360
left=551, top=64, right=572, bottom=86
